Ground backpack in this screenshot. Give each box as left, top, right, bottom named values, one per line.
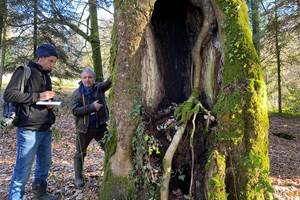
left=1, top=65, right=31, bottom=129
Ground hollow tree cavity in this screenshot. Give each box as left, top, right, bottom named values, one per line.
left=101, top=0, right=272, bottom=199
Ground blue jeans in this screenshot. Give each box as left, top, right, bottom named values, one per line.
left=8, top=128, right=52, bottom=200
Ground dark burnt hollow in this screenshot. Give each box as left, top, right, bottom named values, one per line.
left=149, top=0, right=211, bottom=198
left=151, top=0, right=202, bottom=109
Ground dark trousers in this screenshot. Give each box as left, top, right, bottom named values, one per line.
left=74, top=124, right=107, bottom=160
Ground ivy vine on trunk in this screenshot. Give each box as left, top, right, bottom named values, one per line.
left=101, top=0, right=273, bottom=199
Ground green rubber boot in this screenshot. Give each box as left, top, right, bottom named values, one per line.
left=74, top=157, right=85, bottom=188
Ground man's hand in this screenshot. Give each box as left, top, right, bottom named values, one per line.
left=93, top=100, right=103, bottom=111
left=39, top=91, right=56, bottom=100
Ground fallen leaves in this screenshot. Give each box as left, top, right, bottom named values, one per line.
left=269, top=116, right=300, bottom=200
left=0, top=114, right=104, bottom=200
left=1, top=114, right=300, bottom=199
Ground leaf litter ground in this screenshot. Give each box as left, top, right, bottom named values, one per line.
left=0, top=114, right=299, bottom=199
left=0, top=113, right=104, bottom=200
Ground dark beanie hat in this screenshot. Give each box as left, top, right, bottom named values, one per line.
left=36, top=43, right=58, bottom=58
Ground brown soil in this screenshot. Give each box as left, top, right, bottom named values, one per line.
left=0, top=114, right=299, bottom=199
left=269, top=115, right=300, bottom=200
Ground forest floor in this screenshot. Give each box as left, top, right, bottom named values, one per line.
left=269, top=115, right=300, bottom=200
left=0, top=113, right=300, bottom=199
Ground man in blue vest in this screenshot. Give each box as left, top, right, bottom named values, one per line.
left=71, top=67, right=111, bottom=188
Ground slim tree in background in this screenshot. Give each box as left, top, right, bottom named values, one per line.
left=251, top=0, right=260, bottom=56
left=50, top=0, right=107, bottom=81
left=0, top=0, right=7, bottom=89
left=88, top=0, right=103, bottom=82
left=0, top=0, right=4, bottom=45
left=274, top=0, right=282, bottom=113
left=33, top=0, right=38, bottom=57
left=261, top=0, right=299, bottom=113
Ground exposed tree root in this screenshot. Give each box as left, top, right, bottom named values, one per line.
left=160, top=95, right=214, bottom=199
left=188, top=111, right=198, bottom=199
left=160, top=122, right=187, bottom=200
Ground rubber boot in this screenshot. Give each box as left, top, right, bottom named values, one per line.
left=74, top=157, right=85, bottom=188
left=32, top=183, right=60, bottom=200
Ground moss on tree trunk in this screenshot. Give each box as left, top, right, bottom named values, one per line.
left=101, top=0, right=272, bottom=199
left=207, top=0, right=272, bottom=199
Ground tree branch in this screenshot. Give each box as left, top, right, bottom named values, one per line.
left=49, top=0, right=90, bottom=41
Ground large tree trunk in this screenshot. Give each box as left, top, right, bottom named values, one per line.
left=207, top=0, right=272, bottom=198
left=101, top=0, right=272, bottom=199
left=100, top=1, right=156, bottom=199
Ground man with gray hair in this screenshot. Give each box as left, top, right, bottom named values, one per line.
left=71, top=67, right=111, bottom=188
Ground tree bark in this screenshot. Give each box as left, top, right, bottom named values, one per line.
left=100, top=1, right=156, bottom=199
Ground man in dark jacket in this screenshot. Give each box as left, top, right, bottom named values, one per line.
left=71, top=67, right=111, bottom=188
left=4, top=44, right=59, bottom=200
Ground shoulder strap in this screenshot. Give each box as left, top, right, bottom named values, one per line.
left=20, top=65, right=31, bottom=93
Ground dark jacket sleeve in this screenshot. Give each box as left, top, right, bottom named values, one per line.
left=98, top=78, right=112, bottom=92
left=4, top=67, right=39, bottom=104
left=71, top=89, right=97, bottom=116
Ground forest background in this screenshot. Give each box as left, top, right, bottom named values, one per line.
left=0, top=0, right=299, bottom=114
left=0, top=0, right=299, bottom=200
